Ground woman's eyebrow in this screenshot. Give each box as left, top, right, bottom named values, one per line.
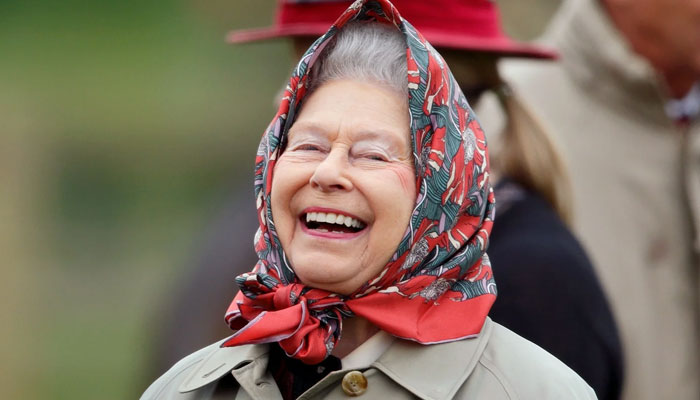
left=287, top=121, right=329, bottom=139
left=352, top=129, right=406, bottom=149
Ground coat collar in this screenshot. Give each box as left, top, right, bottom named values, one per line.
left=372, top=317, right=494, bottom=400
left=177, top=318, right=495, bottom=399
left=177, top=339, right=264, bottom=393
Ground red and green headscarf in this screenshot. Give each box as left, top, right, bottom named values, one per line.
left=224, top=0, right=496, bottom=364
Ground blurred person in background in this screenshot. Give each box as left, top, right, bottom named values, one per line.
left=483, top=0, right=700, bottom=399
left=148, top=1, right=622, bottom=399
left=143, top=2, right=597, bottom=398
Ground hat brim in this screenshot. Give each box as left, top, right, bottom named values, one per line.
left=227, top=24, right=557, bottom=60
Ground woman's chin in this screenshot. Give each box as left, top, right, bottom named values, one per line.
left=285, top=224, right=396, bottom=294
left=287, top=223, right=372, bottom=269
left=293, top=260, right=362, bottom=294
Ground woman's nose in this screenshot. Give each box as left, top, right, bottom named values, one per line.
left=309, top=150, right=353, bottom=192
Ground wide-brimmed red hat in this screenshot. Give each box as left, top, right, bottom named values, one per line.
left=227, top=0, right=556, bottom=59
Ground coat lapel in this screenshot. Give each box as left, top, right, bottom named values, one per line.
left=177, top=338, right=262, bottom=393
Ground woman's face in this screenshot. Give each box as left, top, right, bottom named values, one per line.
left=271, top=79, right=416, bottom=295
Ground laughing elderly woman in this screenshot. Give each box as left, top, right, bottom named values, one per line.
left=142, top=1, right=596, bottom=399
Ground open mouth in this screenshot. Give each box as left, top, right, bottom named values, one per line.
left=301, top=211, right=367, bottom=234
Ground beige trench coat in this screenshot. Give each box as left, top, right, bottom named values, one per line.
left=478, top=0, right=700, bottom=399
left=142, top=318, right=596, bottom=399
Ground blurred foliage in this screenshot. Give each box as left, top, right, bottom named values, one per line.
left=0, top=0, right=559, bottom=399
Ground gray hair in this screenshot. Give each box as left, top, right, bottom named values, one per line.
left=309, top=21, right=407, bottom=96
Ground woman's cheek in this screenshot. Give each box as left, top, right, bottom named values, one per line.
left=355, top=162, right=415, bottom=196
left=385, top=164, right=416, bottom=196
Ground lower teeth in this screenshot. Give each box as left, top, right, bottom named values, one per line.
left=315, top=228, right=347, bottom=234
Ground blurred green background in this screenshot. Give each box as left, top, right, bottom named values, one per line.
left=0, top=1, right=558, bottom=398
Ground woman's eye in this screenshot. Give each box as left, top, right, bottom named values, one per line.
left=296, top=144, right=322, bottom=151
left=363, top=154, right=388, bottom=162
left=351, top=147, right=389, bottom=162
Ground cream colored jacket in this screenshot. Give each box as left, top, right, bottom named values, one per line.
left=142, top=318, right=596, bottom=399
left=483, top=0, right=700, bottom=399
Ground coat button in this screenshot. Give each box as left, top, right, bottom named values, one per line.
left=341, top=370, right=367, bottom=396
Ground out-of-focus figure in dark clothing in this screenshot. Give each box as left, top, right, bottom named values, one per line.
left=148, top=1, right=623, bottom=399
left=483, top=0, right=700, bottom=399
left=488, top=179, right=622, bottom=400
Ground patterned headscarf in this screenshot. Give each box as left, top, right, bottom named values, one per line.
left=223, top=0, right=496, bottom=364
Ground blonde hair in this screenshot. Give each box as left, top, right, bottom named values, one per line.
left=491, top=84, right=574, bottom=225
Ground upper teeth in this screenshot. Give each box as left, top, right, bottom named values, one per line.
left=306, top=212, right=364, bottom=228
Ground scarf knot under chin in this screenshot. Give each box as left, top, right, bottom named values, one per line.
left=226, top=278, right=349, bottom=364
left=223, top=0, right=497, bottom=364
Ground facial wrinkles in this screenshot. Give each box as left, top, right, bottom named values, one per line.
left=350, top=127, right=409, bottom=154
left=348, top=136, right=414, bottom=194
left=284, top=122, right=414, bottom=260
left=286, top=127, right=329, bottom=152
left=287, top=123, right=412, bottom=168
left=390, top=164, right=415, bottom=196
left=285, top=121, right=415, bottom=239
